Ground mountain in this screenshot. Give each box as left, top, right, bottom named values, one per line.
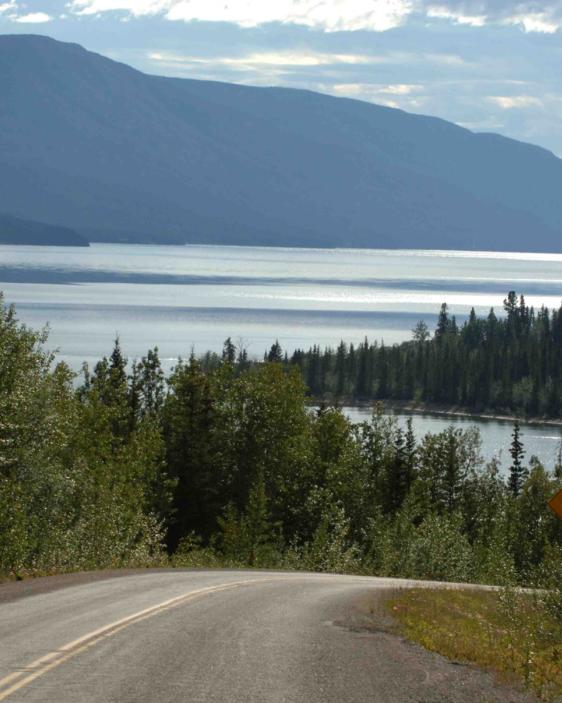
left=0, top=212, right=88, bottom=247
left=1, top=34, right=561, bottom=251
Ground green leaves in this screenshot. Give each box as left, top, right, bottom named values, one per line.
left=1, top=293, right=560, bottom=590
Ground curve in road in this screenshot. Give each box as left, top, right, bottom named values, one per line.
left=0, top=570, right=537, bottom=702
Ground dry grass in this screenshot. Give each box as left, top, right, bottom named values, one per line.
left=385, top=588, right=562, bottom=702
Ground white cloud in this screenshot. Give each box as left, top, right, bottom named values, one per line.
left=504, top=12, right=559, bottom=34
left=70, top=0, right=414, bottom=31
left=70, top=0, right=171, bottom=15
left=380, top=83, right=423, bottom=94
left=14, top=11, right=52, bottom=22
left=149, top=49, right=392, bottom=70
left=329, top=82, right=427, bottom=109
left=426, top=5, right=486, bottom=27
left=67, top=0, right=562, bottom=34
left=458, top=119, right=505, bottom=131
left=488, top=95, right=543, bottom=109
left=148, top=49, right=468, bottom=78
left=168, top=0, right=413, bottom=31
left=424, top=2, right=562, bottom=33
left=0, top=1, right=15, bottom=13
left=332, top=82, right=423, bottom=95
left=0, top=1, right=52, bottom=22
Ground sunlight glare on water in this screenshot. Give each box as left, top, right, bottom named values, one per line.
left=2, top=242, right=562, bottom=468
left=1, top=242, right=562, bottom=364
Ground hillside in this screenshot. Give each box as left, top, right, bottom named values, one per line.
left=1, top=34, right=561, bottom=251
left=0, top=212, right=89, bottom=247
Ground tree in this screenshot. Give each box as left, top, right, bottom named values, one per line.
left=508, top=422, right=527, bottom=496
left=382, top=427, right=412, bottom=514
left=266, top=340, right=283, bottom=363
left=435, top=303, right=450, bottom=338
left=163, top=358, right=220, bottom=548
left=334, top=341, right=347, bottom=396
left=412, top=320, right=430, bottom=343
left=242, top=471, right=276, bottom=566
left=222, top=337, right=236, bottom=364
left=131, top=348, right=165, bottom=420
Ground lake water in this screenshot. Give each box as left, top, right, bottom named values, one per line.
left=345, top=407, right=562, bottom=473
left=2, top=243, right=562, bottom=368
left=1, top=242, right=561, bottom=470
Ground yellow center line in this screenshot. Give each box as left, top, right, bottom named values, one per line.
left=0, top=577, right=282, bottom=701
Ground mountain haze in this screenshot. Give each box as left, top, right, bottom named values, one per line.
left=1, top=34, right=561, bottom=251
left=0, top=212, right=88, bottom=246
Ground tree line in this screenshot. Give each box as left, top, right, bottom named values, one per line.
left=0, top=294, right=560, bottom=591
left=258, top=292, right=562, bottom=418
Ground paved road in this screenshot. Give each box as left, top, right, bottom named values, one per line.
left=0, top=570, right=536, bottom=702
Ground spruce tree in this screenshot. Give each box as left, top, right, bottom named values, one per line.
left=435, top=303, right=450, bottom=338
left=508, top=421, right=527, bottom=496
left=222, top=337, right=236, bottom=364
left=267, top=340, right=283, bottom=363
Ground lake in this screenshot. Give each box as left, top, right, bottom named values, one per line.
left=1, top=242, right=562, bottom=368
left=345, top=407, right=562, bottom=473
left=1, top=242, right=561, bottom=470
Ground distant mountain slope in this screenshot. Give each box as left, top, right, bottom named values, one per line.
left=0, top=212, right=88, bottom=247
left=1, top=34, right=561, bottom=251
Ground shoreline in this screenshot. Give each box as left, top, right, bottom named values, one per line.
left=312, top=399, right=562, bottom=428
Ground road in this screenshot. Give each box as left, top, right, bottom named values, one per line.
left=0, top=570, right=536, bottom=703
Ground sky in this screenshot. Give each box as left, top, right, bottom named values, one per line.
left=1, top=1, right=562, bottom=156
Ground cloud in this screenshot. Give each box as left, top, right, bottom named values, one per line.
left=488, top=95, right=544, bottom=109
left=147, top=48, right=468, bottom=79
left=70, top=0, right=414, bottom=31
left=70, top=0, right=171, bottom=16
left=14, top=11, right=52, bottom=22
left=149, top=50, right=383, bottom=69
left=332, top=82, right=423, bottom=95
left=424, top=2, right=562, bottom=33
left=0, top=0, right=16, bottom=14
left=68, top=0, right=562, bottom=33
left=504, top=12, right=559, bottom=33
left=426, top=5, right=486, bottom=26
left=0, top=1, right=52, bottom=22
left=329, top=82, right=428, bottom=110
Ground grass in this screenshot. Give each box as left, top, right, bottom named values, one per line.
left=384, top=588, right=562, bottom=702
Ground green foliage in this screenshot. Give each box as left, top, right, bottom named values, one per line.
left=288, top=292, right=562, bottom=419
left=368, top=510, right=475, bottom=583
left=0, top=295, right=560, bottom=598
left=0, top=302, right=168, bottom=576
left=296, top=503, right=361, bottom=574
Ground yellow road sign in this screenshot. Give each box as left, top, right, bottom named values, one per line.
left=548, top=489, right=562, bottom=519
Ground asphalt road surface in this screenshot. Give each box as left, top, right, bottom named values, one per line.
left=0, top=570, right=537, bottom=702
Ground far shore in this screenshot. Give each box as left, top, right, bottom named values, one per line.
left=310, top=398, right=562, bottom=428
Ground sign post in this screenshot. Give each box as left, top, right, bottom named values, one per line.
left=548, top=489, right=562, bottom=519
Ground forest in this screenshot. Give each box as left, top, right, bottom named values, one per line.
left=1, top=292, right=560, bottom=592
left=268, top=292, right=562, bottom=418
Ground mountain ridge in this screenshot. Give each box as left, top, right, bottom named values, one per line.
left=1, top=33, right=561, bottom=251
left=0, top=211, right=89, bottom=247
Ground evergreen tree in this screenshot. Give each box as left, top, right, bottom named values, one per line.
left=508, top=422, right=527, bottom=496
left=435, top=303, right=450, bottom=338
left=267, top=340, right=283, bottom=363
left=164, top=358, right=220, bottom=548
left=222, top=337, right=236, bottom=364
